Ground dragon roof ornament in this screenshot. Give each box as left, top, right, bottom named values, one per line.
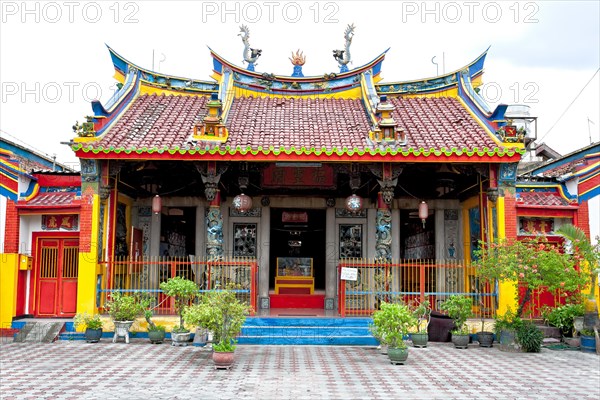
left=333, top=24, right=355, bottom=73
left=239, top=25, right=262, bottom=71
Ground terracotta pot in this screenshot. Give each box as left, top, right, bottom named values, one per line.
left=212, top=351, right=235, bottom=370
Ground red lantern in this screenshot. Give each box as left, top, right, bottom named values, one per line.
left=152, top=195, right=162, bottom=215
left=345, top=194, right=363, bottom=213
left=233, top=193, right=253, bottom=212
left=418, top=201, right=429, bottom=228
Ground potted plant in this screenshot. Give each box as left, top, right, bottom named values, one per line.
left=144, top=310, right=166, bottom=344
left=494, top=308, right=522, bottom=351
left=580, top=329, right=598, bottom=353
left=440, top=295, right=473, bottom=349
left=159, top=276, right=199, bottom=346
left=371, top=301, right=417, bottom=365
left=73, top=312, right=103, bottom=343
left=542, top=302, right=585, bottom=347
left=409, top=297, right=431, bottom=348
left=475, top=309, right=495, bottom=348
left=104, top=291, right=148, bottom=344
left=556, top=225, right=600, bottom=337
left=183, top=285, right=251, bottom=369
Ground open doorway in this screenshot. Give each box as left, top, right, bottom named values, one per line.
left=269, top=208, right=326, bottom=291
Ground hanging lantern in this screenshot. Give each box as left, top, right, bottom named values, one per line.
left=233, top=193, right=253, bottom=213
left=152, top=195, right=162, bottom=215
left=418, top=201, right=429, bottom=228
left=345, top=194, right=363, bottom=213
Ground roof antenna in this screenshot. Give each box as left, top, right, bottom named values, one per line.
left=431, top=56, right=439, bottom=76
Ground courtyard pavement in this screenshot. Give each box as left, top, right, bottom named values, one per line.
left=0, top=339, right=599, bottom=400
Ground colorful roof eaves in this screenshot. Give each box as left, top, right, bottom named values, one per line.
left=73, top=45, right=524, bottom=162
left=524, top=143, right=600, bottom=178
left=376, top=47, right=488, bottom=95
left=516, top=182, right=577, bottom=204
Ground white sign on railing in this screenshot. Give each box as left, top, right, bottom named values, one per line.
left=340, top=267, right=358, bottom=281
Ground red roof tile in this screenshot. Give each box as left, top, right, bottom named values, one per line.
left=537, top=161, right=578, bottom=178
left=389, top=97, right=497, bottom=150
left=91, top=94, right=501, bottom=154
left=516, top=191, right=571, bottom=207
left=21, top=192, right=79, bottom=207
left=96, top=94, right=209, bottom=149
left=225, top=96, right=370, bottom=150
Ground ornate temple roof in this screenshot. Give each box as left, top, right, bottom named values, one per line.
left=71, top=29, right=525, bottom=163
left=516, top=190, right=574, bottom=208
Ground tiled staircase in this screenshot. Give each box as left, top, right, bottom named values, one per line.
left=238, top=317, right=378, bottom=346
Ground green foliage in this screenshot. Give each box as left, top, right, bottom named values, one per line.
left=148, top=324, right=166, bottom=332
left=408, top=297, right=431, bottom=333
left=183, top=285, right=251, bottom=352
left=542, top=303, right=584, bottom=336
left=580, top=329, right=595, bottom=336
left=494, top=308, right=522, bottom=336
left=73, top=313, right=103, bottom=330
left=516, top=321, right=544, bottom=352
left=439, top=295, right=472, bottom=334
left=104, top=291, right=149, bottom=321
left=160, top=277, right=199, bottom=330
left=473, top=236, right=588, bottom=316
left=557, top=224, right=600, bottom=297
left=370, top=301, right=417, bottom=349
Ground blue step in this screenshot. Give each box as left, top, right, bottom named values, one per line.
left=238, top=317, right=379, bottom=346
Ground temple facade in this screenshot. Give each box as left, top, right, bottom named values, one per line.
left=2, top=26, right=595, bottom=328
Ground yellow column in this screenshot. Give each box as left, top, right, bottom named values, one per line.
left=0, top=254, right=19, bottom=330
left=496, top=195, right=518, bottom=315
left=76, top=193, right=101, bottom=315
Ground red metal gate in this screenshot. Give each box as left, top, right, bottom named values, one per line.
left=35, top=236, right=79, bottom=316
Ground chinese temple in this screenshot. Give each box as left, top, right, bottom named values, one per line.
left=1, top=25, right=594, bottom=333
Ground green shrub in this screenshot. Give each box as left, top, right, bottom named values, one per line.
left=73, top=313, right=103, bottom=330
left=104, top=292, right=149, bottom=321
left=542, top=303, right=584, bottom=336
left=516, top=321, right=543, bottom=352
left=440, top=295, right=473, bottom=334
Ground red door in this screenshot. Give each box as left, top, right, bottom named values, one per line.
left=36, top=237, right=79, bottom=316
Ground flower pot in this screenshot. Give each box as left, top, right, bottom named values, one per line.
left=573, top=317, right=584, bottom=333
left=498, top=329, right=521, bottom=352
left=387, top=347, right=409, bottom=365
left=85, top=328, right=102, bottom=343
left=451, top=333, right=470, bottom=349
left=563, top=336, right=580, bottom=348
left=112, top=321, right=134, bottom=344
left=171, top=331, right=191, bottom=347
left=148, top=330, right=166, bottom=344
left=580, top=334, right=596, bottom=353
left=411, top=333, right=428, bottom=348
left=476, top=331, right=494, bottom=348
left=212, top=351, right=235, bottom=370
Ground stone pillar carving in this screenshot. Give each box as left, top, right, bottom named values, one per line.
left=206, top=191, right=224, bottom=261
left=375, top=193, right=392, bottom=261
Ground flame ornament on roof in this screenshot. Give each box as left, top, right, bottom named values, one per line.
left=289, top=50, right=306, bottom=77
left=333, top=24, right=355, bottom=73
left=239, top=25, right=262, bottom=71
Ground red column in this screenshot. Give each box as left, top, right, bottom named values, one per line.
left=4, top=200, right=19, bottom=253
left=576, top=201, right=591, bottom=239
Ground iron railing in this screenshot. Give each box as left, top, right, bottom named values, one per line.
left=99, top=257, right=258, bottom=315
left=338, top=258, right=498, bottom=318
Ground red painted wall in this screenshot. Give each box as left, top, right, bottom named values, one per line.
left=4, top=200, right=19, bottom=253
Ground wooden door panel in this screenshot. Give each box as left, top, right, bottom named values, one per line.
left=38, top=281, right=57, bottom=315
left=61, top=280, right=78, bottom=314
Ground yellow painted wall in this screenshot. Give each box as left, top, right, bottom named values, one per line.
left=495, top=195, right=518, bottom=315
left=0, top=254, right=19, bottom=329
left=76, top=194, right=101, bottom=315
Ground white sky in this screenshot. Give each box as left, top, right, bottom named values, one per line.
left=1, top=0, right=599, bottom=169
